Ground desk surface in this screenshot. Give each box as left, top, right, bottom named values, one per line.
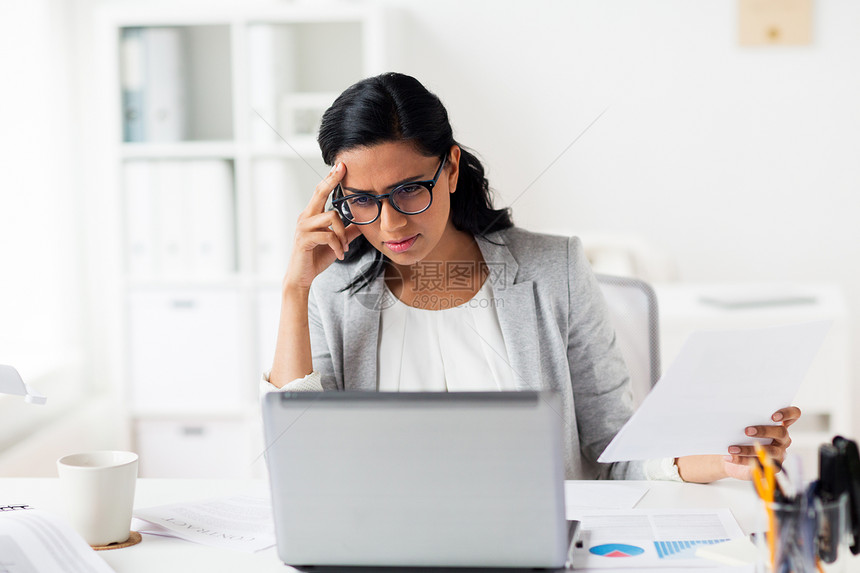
left=1, top=477, right=781, bottom=573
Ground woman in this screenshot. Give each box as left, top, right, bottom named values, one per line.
left=265, top=72, right=799, bottom=482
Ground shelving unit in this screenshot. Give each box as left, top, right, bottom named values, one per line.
left=92, top=3, right=385, bottom=477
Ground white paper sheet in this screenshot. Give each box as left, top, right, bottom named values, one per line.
left=570, top=508, right=745, bottom=569
left=0, top=508, right=115, bottom=572
left=132, top=494, right=275, bottom=553
left=564, top=481, right=649, bottom=516
left=599, top=320, right=831, bottom=462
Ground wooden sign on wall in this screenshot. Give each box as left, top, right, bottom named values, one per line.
left=739, top=0, right=813, bottom=46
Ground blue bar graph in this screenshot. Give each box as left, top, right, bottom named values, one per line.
left=654, top=538, right=730, bottom=559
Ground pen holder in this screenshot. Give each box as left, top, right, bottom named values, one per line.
left=759, top=494, right=849, bottom=573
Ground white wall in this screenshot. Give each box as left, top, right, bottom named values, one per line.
left=382, top=0, right=859, bottom=281
left=11, top=0, right=860, bottom=391
left=4, top=0, right=856, bottom=466
left=0, top=1, right=84, bottom=365
left=380, top=0, right=859, bottom=396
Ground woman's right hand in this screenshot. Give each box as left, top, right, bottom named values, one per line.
left=283, top=162, right=363, bottom=291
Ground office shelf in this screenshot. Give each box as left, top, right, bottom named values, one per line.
left=93, top=2, right=385, bottom=478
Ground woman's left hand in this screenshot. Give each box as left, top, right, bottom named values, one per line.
left=722, top=406, right=802, bottom=481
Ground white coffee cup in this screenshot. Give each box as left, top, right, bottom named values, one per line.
left=56, top=450, right=139, bottom=546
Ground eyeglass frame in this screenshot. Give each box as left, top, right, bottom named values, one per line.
left=331, top=155, right=448, bottom=225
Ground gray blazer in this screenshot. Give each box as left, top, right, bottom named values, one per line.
left=307, top=227, right=646, bottom=480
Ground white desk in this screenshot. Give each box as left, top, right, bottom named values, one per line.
left=2, top=477, right=781, bottom=572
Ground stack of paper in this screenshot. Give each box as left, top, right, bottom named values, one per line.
left=0, top=508, right=114, bottom=572
left=132, top=495, right=276, bottom=553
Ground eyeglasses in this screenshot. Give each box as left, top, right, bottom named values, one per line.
left=331, top=156, right=447, bottom=225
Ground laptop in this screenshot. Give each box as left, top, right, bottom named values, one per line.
left=261, top=391, right=575, bottom=570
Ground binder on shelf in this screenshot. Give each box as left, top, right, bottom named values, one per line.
left=121, top=28, right=145, bottom=142
left=187, top=160, right=236, bottom=276
left=120, top=27, right=187, bottom=142
left=123, top=161, right=157, bottom=277
left=253, top=160, right=305, bottom=277
left=248, top=24, right=296, bottom=144
left=153, top=161, right=191, bottom=277
left=144, top=27, right=187, bottom=142
left=123, top=160, right=237, bottom=279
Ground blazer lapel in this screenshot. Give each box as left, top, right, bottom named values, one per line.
left=342, top=264, right=384, bottom=391
left=478, top=233, right=542, bottom=391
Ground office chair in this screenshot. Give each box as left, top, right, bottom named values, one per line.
left=595, top=275, right=661, bottom=409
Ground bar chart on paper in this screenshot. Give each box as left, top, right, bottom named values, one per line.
left=653, top=538, right=730, bottom=559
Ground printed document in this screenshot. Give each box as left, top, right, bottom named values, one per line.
left=599, top=320, right=830, bottom=462
left=0, top=508, right=114, bottom=572
left=132, top=494, right=275, bottom=553
left=564, top=481, right=648, bottom=515
left=569, top=508, right=745, bottom=569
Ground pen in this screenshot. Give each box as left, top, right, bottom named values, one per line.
left=752, top=445, right=777, bottom=569
left=832, top=435, right=860, bottom=555
left=755, top=443, right=777, bottom=495
left=800, top=481, right=819, bottom=572
left=817, top=444, right=841, bottom=563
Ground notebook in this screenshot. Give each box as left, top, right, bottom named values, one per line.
left=261, top=391, right=573, bottom=570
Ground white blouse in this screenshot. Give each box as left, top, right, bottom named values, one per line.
left=260, top=282, right=681, bottom=482
left=377, top=279, right=518, bottom=392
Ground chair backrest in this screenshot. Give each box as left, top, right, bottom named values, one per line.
left=595, top=275, right=661, bottom=408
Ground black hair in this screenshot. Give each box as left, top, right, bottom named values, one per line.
left=317, top=72, right=513, bottom=293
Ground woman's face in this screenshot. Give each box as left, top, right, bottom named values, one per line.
left=336, top=141, right=462, bottom=267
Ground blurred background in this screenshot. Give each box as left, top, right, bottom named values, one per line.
left=0, top=0, right=856, bottom=477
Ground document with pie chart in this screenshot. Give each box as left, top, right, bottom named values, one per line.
left=569, top=508, right=745, bottom=569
